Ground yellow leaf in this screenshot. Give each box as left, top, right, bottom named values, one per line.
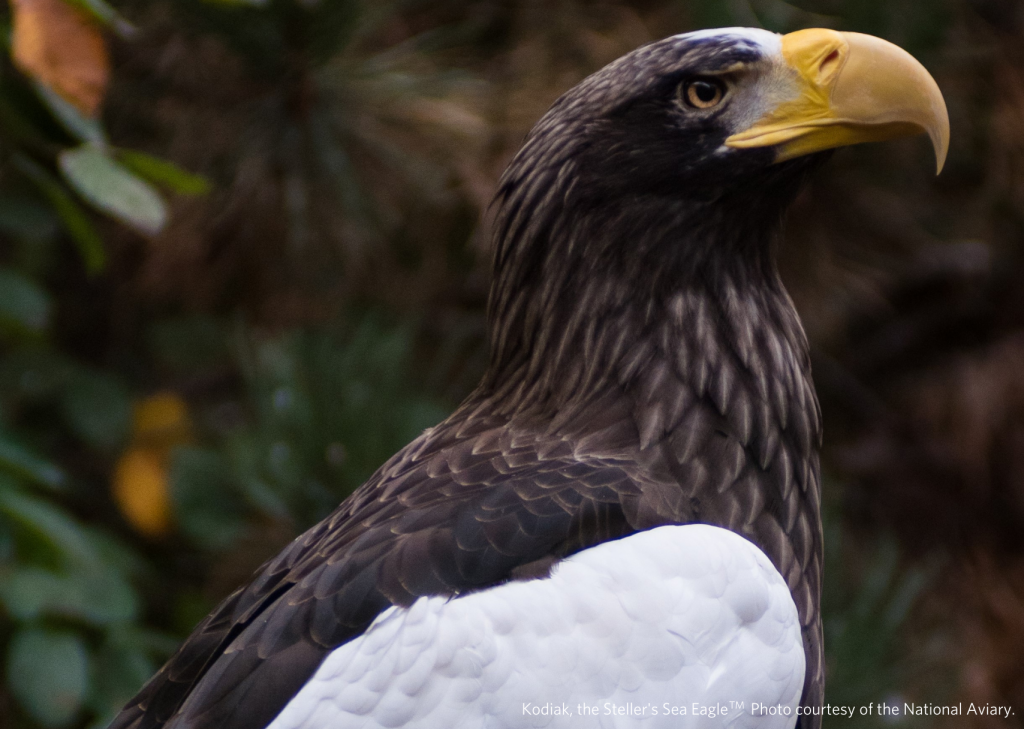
left=112, top=393, right=191, bottom=537
left=9, top=0, right=110, bottom=117
left=132, top=392, right=191, bottom=446
left=112, top=447, right=172, bottom=537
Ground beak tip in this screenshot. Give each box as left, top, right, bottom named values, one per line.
left=930, top=89, right=950, bottom=175
left=931, top=122, right=950, bottom=175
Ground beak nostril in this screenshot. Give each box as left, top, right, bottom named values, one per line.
left=819, top=48, right=841, bottom=79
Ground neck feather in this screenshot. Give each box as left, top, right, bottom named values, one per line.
left=479, top=162, right=818, bottom=452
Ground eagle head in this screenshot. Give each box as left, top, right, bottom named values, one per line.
left=508, top=27, right=948, bottom=201
left=487, top=27, right=948, bottom=414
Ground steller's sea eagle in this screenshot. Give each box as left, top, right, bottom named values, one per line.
left=109, top=27, right=948, bottom=729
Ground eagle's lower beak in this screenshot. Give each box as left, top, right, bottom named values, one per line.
left=725, top=29, right=949, bottom=173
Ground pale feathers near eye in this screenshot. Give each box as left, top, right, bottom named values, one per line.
left=672, top=27, right=784, bottom=55
left=267, top=525, right=804, bottom=729
left=667, top=29, right=806, bottom=155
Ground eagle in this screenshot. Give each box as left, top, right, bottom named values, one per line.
left=109, top=27, right=948, bottom=729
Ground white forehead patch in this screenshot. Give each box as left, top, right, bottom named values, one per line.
left=673, top=27, right=783, bottom=57
left=666, top=29, right=798, bottom=159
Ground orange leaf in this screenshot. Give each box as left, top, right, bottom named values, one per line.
left=10, top=0, right=110, bottom=117
left=112, top=447, right=173, bottom=537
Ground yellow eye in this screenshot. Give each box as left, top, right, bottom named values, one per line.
left=683, top=79, right=725, bottom=109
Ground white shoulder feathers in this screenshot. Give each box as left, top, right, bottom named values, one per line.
left=268, top=524, right=804, bottom=729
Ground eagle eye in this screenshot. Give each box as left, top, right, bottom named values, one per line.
left=682, top=78, right=725, bottom=110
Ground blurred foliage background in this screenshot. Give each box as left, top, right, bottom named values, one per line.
left=0, top=0, right=1020, bottom=727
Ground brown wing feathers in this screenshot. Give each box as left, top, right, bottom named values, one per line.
left=111, top=420, right=653, bottom=729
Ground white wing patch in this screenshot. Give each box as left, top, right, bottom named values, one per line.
left=267, top=525, right=804, bottom=729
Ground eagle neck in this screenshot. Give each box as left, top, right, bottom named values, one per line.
left=478, top=169, right=818, bottom=457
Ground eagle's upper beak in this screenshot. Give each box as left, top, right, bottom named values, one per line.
left=726, top=28, right=949, bottom=173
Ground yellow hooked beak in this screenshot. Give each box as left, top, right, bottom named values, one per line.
left=725, top=29, right=949, bottom=173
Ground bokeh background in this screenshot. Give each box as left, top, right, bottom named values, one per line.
left=0, top=0, right=1021, bottom=727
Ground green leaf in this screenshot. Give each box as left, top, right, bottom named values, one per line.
left=62, top=371, right=132, bottom=450
left=0, top=489, right=98, bottom=566
left=14, top=155, right=106, bottom=274
left=0, top=520, right=142, bottom=623
left=71, top=563, right=139, bottom=623
left=33, top=82, right=106, bottom=146
left=0, top=566, right=137, bottom=624
left=48, top=187, right=107, bottom=273
left=7, top=627, right=89, bottom=728
left=0, top=567, right=64, bottom=620
left=0, top=433, right=66, bottom=491
left=169, top=447, right=246, bottom=550
left=116, top=150, right=212, bottom=196
left=83, top=526, right=147, bottom=580
left=59, top=145, right=168, bottom=236
left=0, top=267, right=51, bottom=334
